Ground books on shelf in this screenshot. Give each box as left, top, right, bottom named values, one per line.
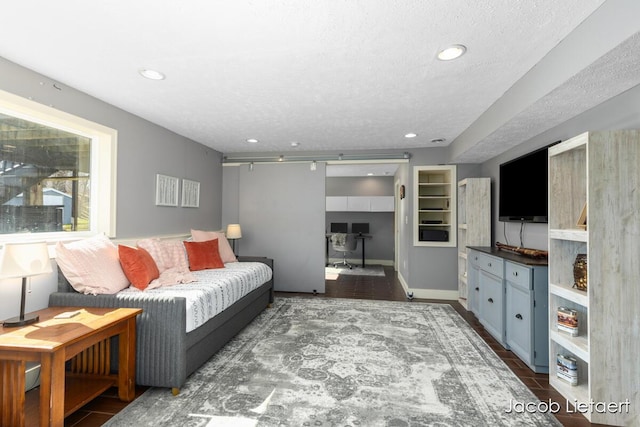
left=557, top=354, right=578, bottom=386
left=557, top=306, right=578, bottom=337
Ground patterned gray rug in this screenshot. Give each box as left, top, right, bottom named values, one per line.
left=325, top=265, right=386, bottom=278
left=105, top=298, right=561, bottom=426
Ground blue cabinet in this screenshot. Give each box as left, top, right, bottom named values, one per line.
left=468, top=247, right=549, bottom=373
left=505, top=262, right=549, bottom=373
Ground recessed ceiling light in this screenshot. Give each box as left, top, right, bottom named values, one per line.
left=139, top=68, right=165, bottom=80
left=290, top=142, right=300, bottom=147
left=404, top=133, right=418, bottom=138
left=430, top=138, right=446, bottom=144
left=367, top=173, right=374, bottom=176
left=246, top=138, right=259, bottom=144
left=437, top=45, right=467, bottom=61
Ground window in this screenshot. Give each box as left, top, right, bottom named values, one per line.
left=0, top=89, right=117, bottom=241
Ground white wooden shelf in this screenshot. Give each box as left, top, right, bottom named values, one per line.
left=549, top=330, right=589, bottom=362
left=456, top=178, right=490, bottom=310
left=414, top=165, right=457, bottom=247
left=549, top=229, right=588, bottom=242
left=549, top=283, right=588, bottom=307
left=549, top=376, right=590, bottom=407
left=547, top=130, right=640, bottom=425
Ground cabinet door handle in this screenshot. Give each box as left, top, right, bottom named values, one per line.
left=515, top=313, right=523, bottom=320
left=475, top=287, right=479, bottom=291
left=487, top=262, right=492, bottom=267
left=488, top=298, right=494, bottom=303
left=513, top=271, right=518, bottom=277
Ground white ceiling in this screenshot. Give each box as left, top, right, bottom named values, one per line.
left=1, top=0, right=638, bottom=164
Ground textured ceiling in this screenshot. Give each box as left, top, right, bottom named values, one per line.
left=0, top=0, right=626, bottom=163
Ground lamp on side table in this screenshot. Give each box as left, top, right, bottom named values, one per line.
left=0, top=242, right=52, bottom=327
left=226, top=224, right=242, bottom=256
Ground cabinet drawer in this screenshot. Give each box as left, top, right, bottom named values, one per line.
left=478, top=253, right=503, bottom=278
left=505, top=262, right=531, bottom=290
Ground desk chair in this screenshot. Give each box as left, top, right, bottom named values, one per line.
left=330, top=233, right=358, bottom=269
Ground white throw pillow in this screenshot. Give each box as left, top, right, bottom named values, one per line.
left=56, top=234, right=130, bottom=295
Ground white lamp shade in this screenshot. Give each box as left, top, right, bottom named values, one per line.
left=226, top=224, right=242, bottom=239
left=0, top=242, right=52, bottom=279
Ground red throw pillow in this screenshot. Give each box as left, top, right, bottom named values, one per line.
left=183, top=239, right=225, bottom=271
left=118, top=245, right=160, bottom=290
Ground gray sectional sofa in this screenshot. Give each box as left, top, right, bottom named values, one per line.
left=48, top=256, right=274, bottom=394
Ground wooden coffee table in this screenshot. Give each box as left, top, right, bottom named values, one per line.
left=0, top=306, right=141, bottom=427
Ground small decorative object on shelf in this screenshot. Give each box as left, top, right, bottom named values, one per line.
left=573, top=254, right=587, bottom=291
left=557, top=307, right=578, bottom=336
left=556, top=354, right=578, bottom=386
left=576, top=203, right=587, bottom=230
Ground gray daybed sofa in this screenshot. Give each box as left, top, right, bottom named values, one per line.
left=48, top=256, right=274, bottom=394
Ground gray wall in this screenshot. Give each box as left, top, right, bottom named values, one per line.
left=0, top=56, right=223, bottom=239
left=403, top=147, right=482, bottom=293
left=0, top=56, right=224, bottom=321
left=479, top=83, right=640, bottom=251
left=231, top=162, right=326, bottom=293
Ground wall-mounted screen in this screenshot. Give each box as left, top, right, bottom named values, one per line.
left=498, top=142, right=559, bottom=223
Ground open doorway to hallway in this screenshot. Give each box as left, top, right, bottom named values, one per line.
left=324, top=162, right=406, bottom=280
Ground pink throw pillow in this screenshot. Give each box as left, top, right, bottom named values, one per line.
left=137, top=238, right=190, bottom=272
left=190, top=229, right=237, bottom=263
left=56, top=234, right=130, bottom=295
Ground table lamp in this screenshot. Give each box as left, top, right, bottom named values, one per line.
left=0, top=242, right=52, bottom=327
left=226, top=224, right=242, bottom=255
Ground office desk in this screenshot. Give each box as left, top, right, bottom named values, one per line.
left=326, top=234, right=372, bottom=267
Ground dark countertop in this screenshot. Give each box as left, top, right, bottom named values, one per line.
left=467, top=246, right=549, bottom=267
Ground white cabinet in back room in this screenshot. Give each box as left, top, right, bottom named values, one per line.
left=326, top=196, right=348, bottom=211
left=369, top=196, right=394, bottom=212
left=325, top=196, right=394, bottom=212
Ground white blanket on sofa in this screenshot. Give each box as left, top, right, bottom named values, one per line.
left=119, top=262, right=272, bottom=332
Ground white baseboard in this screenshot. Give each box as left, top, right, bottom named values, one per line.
left=408, top=288, right=458, bottom=301
left=397, top=271, right=458, bottom=301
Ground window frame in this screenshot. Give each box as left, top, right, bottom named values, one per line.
left=0, top=89, right=117, bottom=243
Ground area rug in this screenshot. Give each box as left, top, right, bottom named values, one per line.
left=105, top=298, right=561, bottom=427
left=325, top=264, right=386, bottom=279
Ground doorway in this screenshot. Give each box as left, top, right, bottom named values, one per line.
left=324, top=162, right=403, bottom=279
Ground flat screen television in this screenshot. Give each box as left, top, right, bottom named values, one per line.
left=498, top=142, right=559, bottom=223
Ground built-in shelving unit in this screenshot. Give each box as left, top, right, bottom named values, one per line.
left=548, top=131, right=640, bottom=426
left=457, top=178, right=491, bottom=308
left=413, top=165, right=456, bottom=247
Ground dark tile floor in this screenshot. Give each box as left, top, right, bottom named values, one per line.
left=60, top=265, right=609, bottom=426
